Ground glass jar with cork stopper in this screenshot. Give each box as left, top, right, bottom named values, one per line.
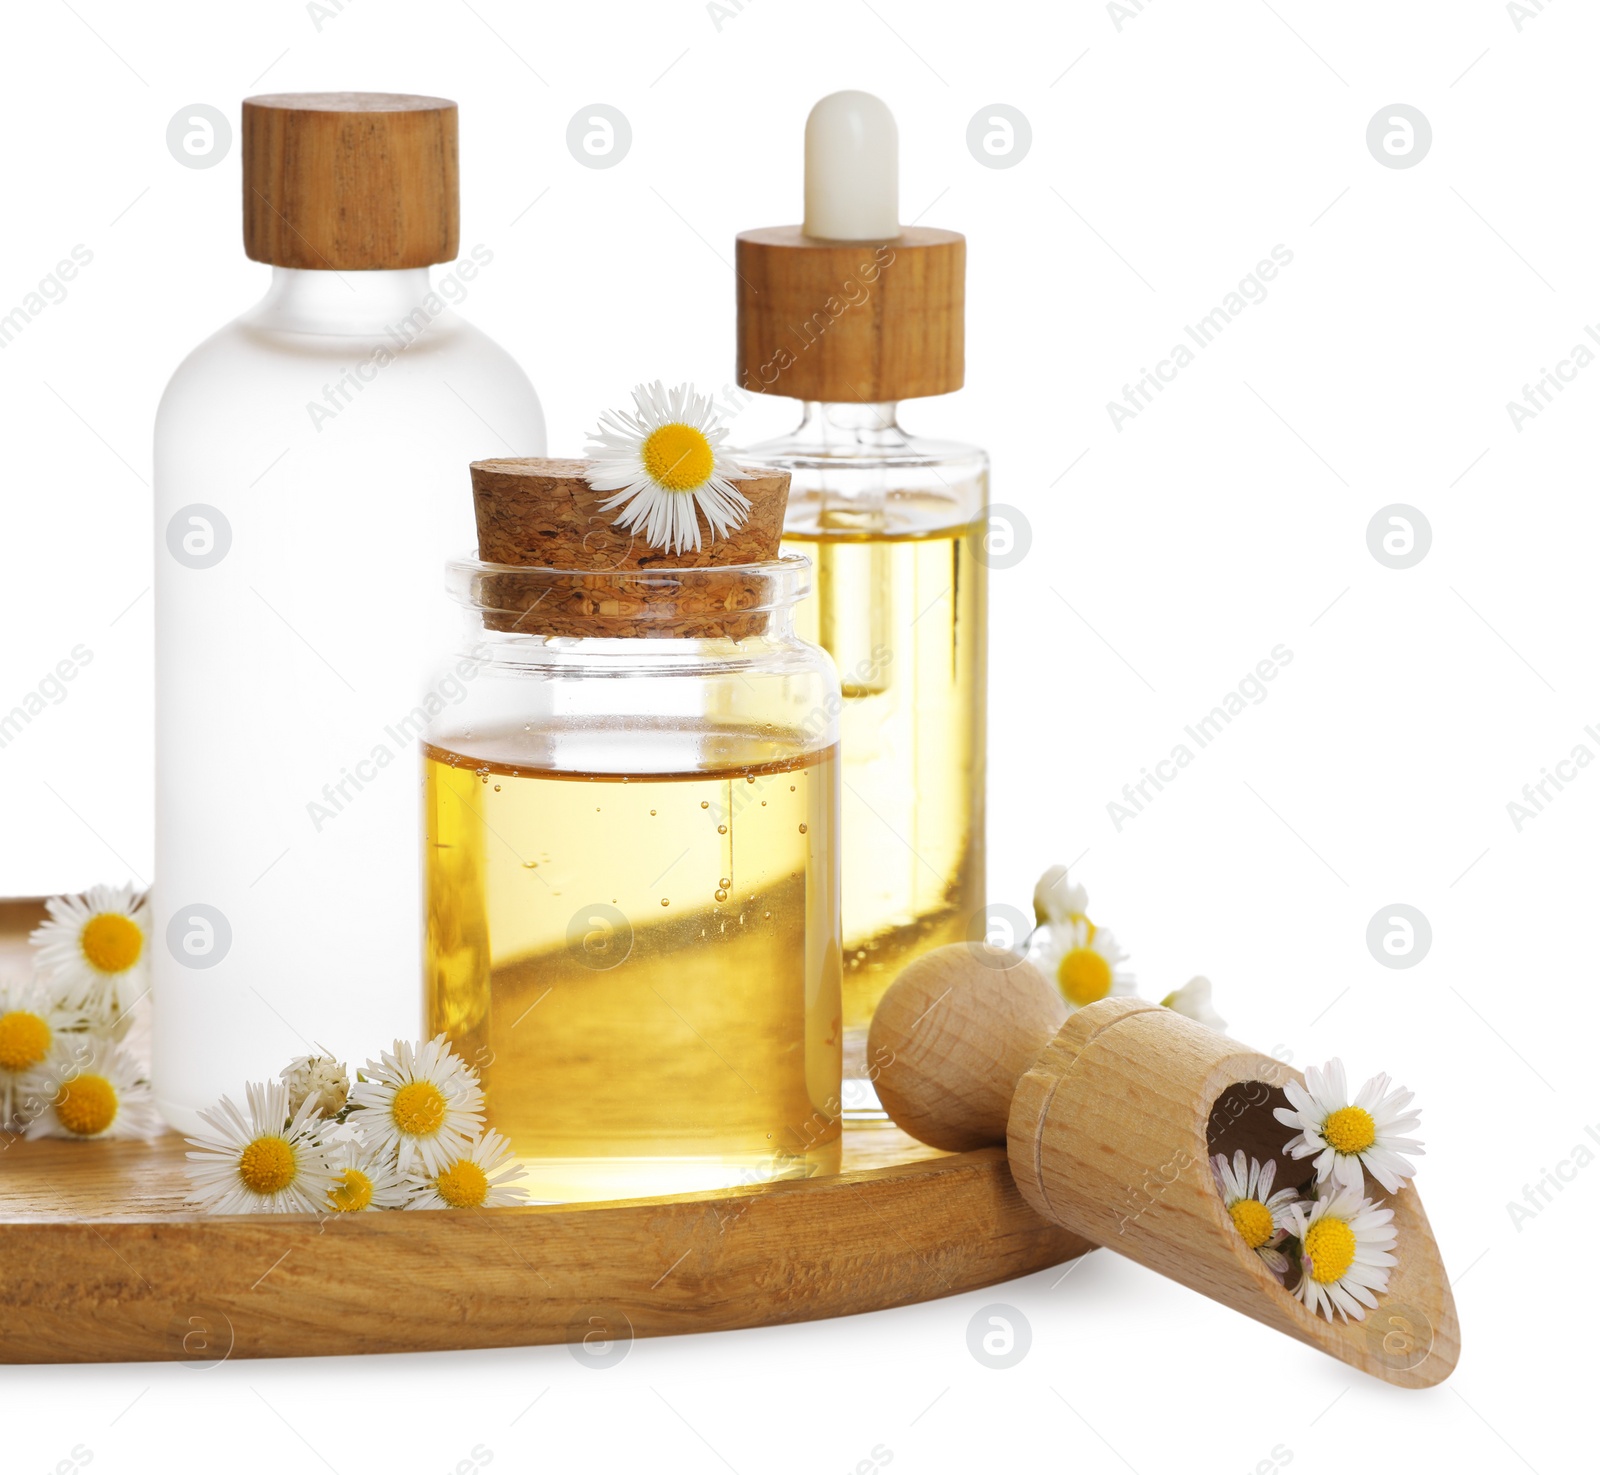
left=736, top=92, right=989, bottom=1118
left=424, top=446, right=843, bottom=1202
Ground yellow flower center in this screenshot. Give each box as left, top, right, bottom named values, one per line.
left=56, top=1074, right=118, bottom=1136
left=1322, top=1105, right=1377, bottom=1156
left=1057, top=946, right=1113, bottom=1007
left=238, top=1135, right=298, bottom=1195
left=435, top=1158, right=489, bottom=1208
left=1303, top=1216, right=1358, bottom=1285
left=391, top=1080, right=447, bottom=1136
left=1229, top=1197, right=1275, bottom=1249
left=0, top=1010, right=51, bottom=1072
left=328, top=1167, right=374, bottom=1213
left=80, top=912, right=144, bottom=975
left=641, top=423, right=714, bottom=492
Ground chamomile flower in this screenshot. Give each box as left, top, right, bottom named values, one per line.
left=323, top=1136, right=409, bottom=1213
left=184, top=1080, right=334, bottom=1214
left=29, top=884, right=150, bottom=1025
left=0, top=974, right=88, bottom=1127
left=584, top=381, right=752, bottom=556
left=1032, top=863, right=1090, bottom=929
left=1273, top=1058, right=1424, bottom=1195
left=406, top=1128, right=527, bottom=1210
left=1286, top=1185, right=1398, bottom=1322
left=19, top=1036, right=159, bottom=1141
left=1212, top=1149, right=1300, bottom=1277
left=1026, top=916, right=1135, bottom=1013
left=281, top=1053, right=350, bottom=1120
left=348, top=1035, right=485, bottom=1175
left=1162, top=976, right=1227, bottom=1032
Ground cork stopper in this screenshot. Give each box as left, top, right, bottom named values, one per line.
left=735, top=226, right=965, bottom=403
left=242, top=93, right=459, bottom=270
left=468, top=458, right=792, bottom=639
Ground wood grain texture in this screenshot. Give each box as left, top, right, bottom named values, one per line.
left=869, top=944, right=1064, bottom=1151
left=1011, top=999, right=1458, bottom=1387
left=874, top=955, right=1460, bottom=1389
left=0, top=900, right=1086, bottom=1363
left=735, top=226, right=964, bottom=403
left=242, top=93, right=459, bottom=270
left=0, top=1129, right=1089, bottom=1365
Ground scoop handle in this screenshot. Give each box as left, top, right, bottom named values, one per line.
left=868, top=943, right=1065, bottom=1151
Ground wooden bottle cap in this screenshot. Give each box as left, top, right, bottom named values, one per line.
left=735, top=226, right=964, bottom=403
left=467, top=457, right=792, bottom=639
left=242, top=93, right=459, bottom=270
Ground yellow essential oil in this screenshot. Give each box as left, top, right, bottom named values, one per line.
left=424, top=724, right=842, bottom=1202
left=783, top=511, right=987, bottom=1059
left=736, top=93, right=989, bottom=1114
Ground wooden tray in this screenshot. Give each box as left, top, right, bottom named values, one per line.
left=0, top=1130, right=1088, bottom=1364
left=0, top=902, right=1089, bottom=1364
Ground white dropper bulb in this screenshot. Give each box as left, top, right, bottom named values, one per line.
left=803, top=91, right=900, bottom=241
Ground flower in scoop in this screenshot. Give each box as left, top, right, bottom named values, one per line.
left=1274, top=1058, right=1423, bottom=1195
left=1286, top=1185, right=1398, bottom=1322
left=1212, top=1149, right=1299, bottom=1278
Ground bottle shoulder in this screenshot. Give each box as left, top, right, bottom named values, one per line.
left=155, top=308, right=541, bottom=434
left=160, top=304, right=512, bottom=374
left=746, top=422, right=989, bottom=537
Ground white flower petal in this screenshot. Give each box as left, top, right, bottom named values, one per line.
left=581, top=382, right=752, bottom=557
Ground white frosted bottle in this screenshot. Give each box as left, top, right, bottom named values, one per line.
left=152, top=93, right=545, bottom=1132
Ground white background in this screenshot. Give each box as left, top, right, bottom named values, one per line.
left=1, top=0, right=1592, bottom=1470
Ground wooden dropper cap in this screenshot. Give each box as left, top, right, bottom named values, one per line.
left=736, top=92, right=964, bottom=403
left=467, top=457, right=793, bottom=639
left=242, top=93, right=459, bottom=270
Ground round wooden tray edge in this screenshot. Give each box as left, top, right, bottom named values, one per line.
left=0, top=1135, right=1093, bottom=1364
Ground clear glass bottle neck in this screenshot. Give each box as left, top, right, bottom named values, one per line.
left=791, top=401, right=908, bottom=448
left=247, top=266, right=443, bottom=335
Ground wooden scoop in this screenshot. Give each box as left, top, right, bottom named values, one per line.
left=869, top=945, right=1460, bottom=1388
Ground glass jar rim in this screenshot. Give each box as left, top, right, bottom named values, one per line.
left=445, top=552, right=812, bottom=636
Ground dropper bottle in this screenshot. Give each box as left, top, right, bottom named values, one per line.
left=736, top=91, right=988, bottom=1118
